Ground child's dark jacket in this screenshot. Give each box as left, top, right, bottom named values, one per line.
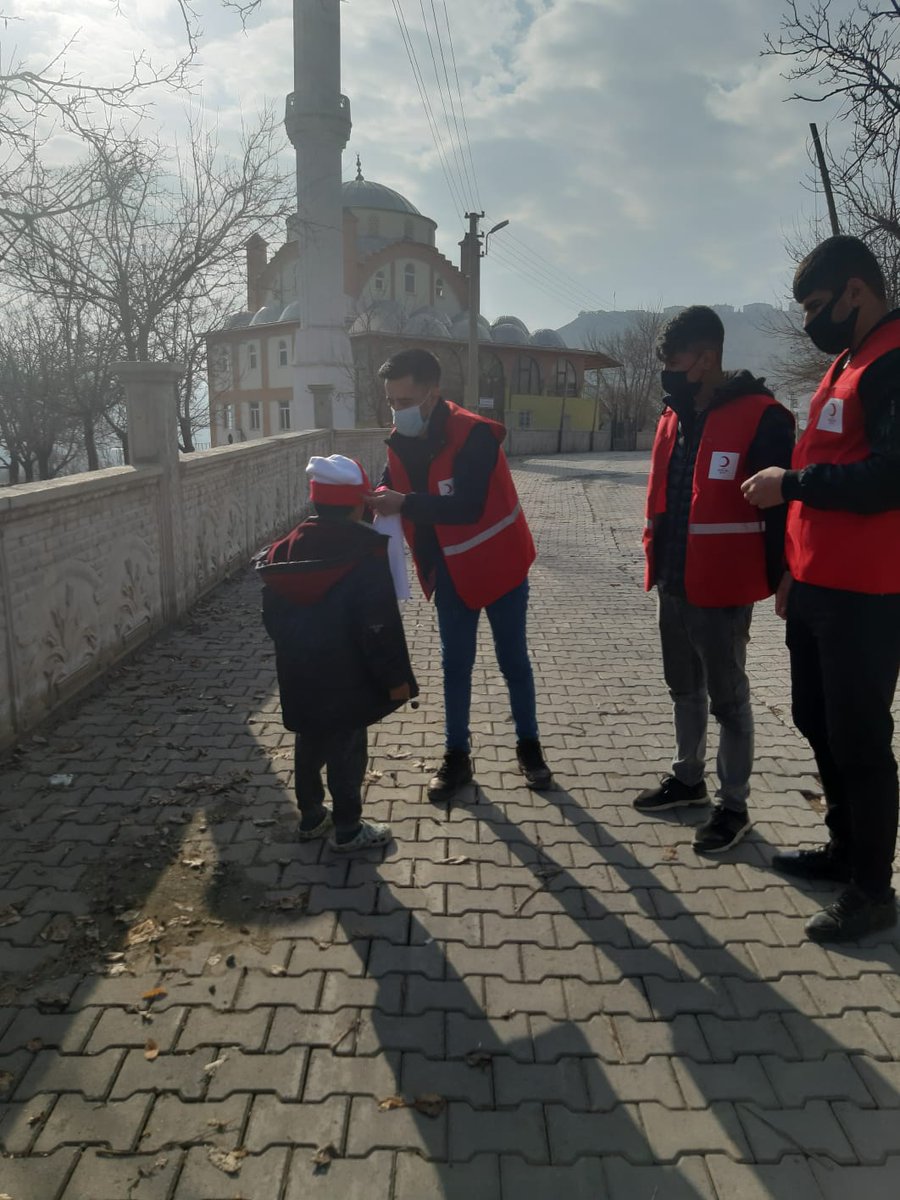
left=256, top=517, right=418, bottom=735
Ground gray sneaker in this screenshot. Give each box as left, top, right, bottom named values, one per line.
left=329, top=820, right=393, bottom=854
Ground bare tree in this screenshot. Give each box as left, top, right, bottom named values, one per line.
left=586, top=309, right=665, bottom=450
left=4, top=109, right=292, bottom=455
left=766, top=2, right=900, bottom=244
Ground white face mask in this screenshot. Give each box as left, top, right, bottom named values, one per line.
left=392, top=400, right=428, bottom=437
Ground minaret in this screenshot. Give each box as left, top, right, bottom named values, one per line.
left=285, top=0, right=354, bottom=430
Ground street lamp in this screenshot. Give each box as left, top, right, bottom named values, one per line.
left=465, top=215, right=509, bottom=410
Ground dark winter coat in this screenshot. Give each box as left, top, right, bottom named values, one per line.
left=256, top=517, right=419, bottom=735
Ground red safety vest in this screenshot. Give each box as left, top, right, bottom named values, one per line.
left=786, top=318, right=900, bottom=594
left=644, top=393, right=781, bottom=607
left=388, top=402, right=536, bottom=610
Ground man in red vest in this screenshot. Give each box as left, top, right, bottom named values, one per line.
left=743, top=235, right=900, bottom=942
left=638, top=306, right=794, bottom=854
left=367, top=348, right=552, bottom=801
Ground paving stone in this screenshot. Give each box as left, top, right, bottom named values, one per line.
left=499, top=1155, right=607, bottom=1200
left=33, top=1094, right=151, bottom=1153
left=110, top=1047, right=212, bottom=1100
left=236, top=970, right=323, bottom=1010
left=62, top=1148, right=181, bottom=1200
left=244, top=1095, right=348, bottom=1151
left=204, top=1046, right=307, bottom=1100
left=811, top=1155, right=900, bottom=1200
left=781, top=1012, right=890, bottom=1060
left=357, top=1011, right=445, bottom=1056
left=563, top=979, right=651, bottom=1019
left=283, top=1148, right=394, bottom=1199
left=394, top=1152, right=501, bottom=1200
left=611, top=1014, right=710, bottom=1062
left=174, top=1146, right=288, bottom=1198
left=303, top=1047, right=400, bottom=1101
left=604, top=1154, right=716, bottom=1200
left=16, top=1049, right=123, bottom=1102
left=586, top=1057, right=684, bottom=1109
left=545, top=1103, right=650, bottom=1164
left=448, top=1100, right=547, bottom=1162
left=639, top=1100, right=750, bottom=1162
left=763, top=1053, right=875, bottom=1107
left=737, top=1100, right=856, bottom=1165
left=493, top=1056, right=588, bottom=1107
left=445, top=1012, right=532, bottom=1062
left=832, top=1100, right=900, bottom=1163
left=0, top=1148, right=77, bottom=1200
left=401, top=1050, right=493, bottom=1107
left=699, top=1014, right=798, bottom=1062
left=704, top=1154, right=823, bottom=1200
left=346, top=1093, right=447, bottom=1157
left=177, top=1005, right=272, bottom=1051
left=139, top=1095, right=248, bottom=1152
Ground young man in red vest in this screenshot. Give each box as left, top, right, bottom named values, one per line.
left=743, top=236, right=900, bottom=942
left=638, top=306, right=794, bottom=853
left=367, top=347, right=551, bottom=801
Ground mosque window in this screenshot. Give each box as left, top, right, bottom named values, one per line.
left=518, top=410, right=532, bottom=429
left=368, top=214, right=379, bottom=235
left=404, top=218, right=414, bottom=239
left=554, top=358, right=578, bottom=398
left=248, top=343, right=258, bottom=371
left=278, top=339, right=289, bottom=367
left=435, top=276, right=445, bottom=299
left=249, top=401, right=261, bottom=431
left=516, top=355, right=542, bottom=396
left=404, top=263, right=416, bottom=295
left=374, top=269, right=385, bottom=294
left=279, top=401, right=291, bottom=431
left=223, top=404, right=234, bottom=430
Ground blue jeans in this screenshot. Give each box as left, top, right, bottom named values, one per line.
left=434, top=564, right=538, bottom=752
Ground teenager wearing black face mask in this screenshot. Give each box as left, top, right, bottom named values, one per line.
left=639, top=306, right=795, bottom=854
left=743, top=235, right=900, bottom=943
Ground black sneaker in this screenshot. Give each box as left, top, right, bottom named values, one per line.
left=516, top=738, right=552, bottom=790
left=428, top=750, right=474, bottom=802
left=692, top=804, right=751, bottom=854
left=771, top=846, right=851, bottom=884
left=805, top=885, right=897, bottom=943
left=634, top=775, right=708, bottom=813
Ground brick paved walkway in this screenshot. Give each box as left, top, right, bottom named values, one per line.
left=1, top=452, right=900, bottom=1200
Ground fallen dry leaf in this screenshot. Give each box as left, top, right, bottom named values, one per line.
left=377, top=1095, right=408, bottom=1111
left=311, top=1142, right=339, bottom=1167
left=439, top=855, right=471, bottom=865
left=330, top=1017, right=361, bottom=1052
left=181, top=857, right=206, bottom=870
left=0, top=1071, right=15, bottom=1094
left=126, top=918, right=164, bottom=947
left=203, top=1056, right=228, bottom=1075
left=27, top=1110, right=46, bottom=1128
left=413, top=1093, right=446, bottom=1118
left=662, top=845, right=679, bottom=861
left=269, top=965, right=287, bottom=977
left=144, top=1040, right=160, bottom=1062
left=385, top=750, right=410, bottom=760
left=464, top=1051, right=493, bottom=1069
left=207, top=1147, right=248, bottom=1176
left=25, top=1039, right=43, bottom=1053
left=0, top=906, right=20, bottom=928
left=40, top=914, right=74, bottom=943
left=142, top=987, right=168, bottom=1002
left=364, top=770, right=383, bottom=783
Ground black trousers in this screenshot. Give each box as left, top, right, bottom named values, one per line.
left=294, top=726, right=368, bottom=831
left=786, top=580, right=900, bottom=897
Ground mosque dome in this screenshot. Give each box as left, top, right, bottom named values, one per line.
left=531, top=328, right=566, bottom=348
left=449, top=311, right=493, bottom=342
left=280, top=300, right=302, bottom=322
left=342, top=178, right=421, bottom=216
left=223, top=311, right=254, bottom=329
left=491, top=315, right=530, bottom=337
left=491, top=321, right=530, bottom=346
left=249, top=303, right=282, bottom=326
left=406, top=309, right=452, bottom=338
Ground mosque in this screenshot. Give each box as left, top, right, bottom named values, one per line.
left=205, top=1, right=614, bottom=445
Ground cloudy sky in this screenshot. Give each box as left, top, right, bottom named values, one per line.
left=7, top=0, right=842, bottom=329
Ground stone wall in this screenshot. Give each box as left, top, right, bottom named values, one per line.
left=0, top=383, right=389, bottom=752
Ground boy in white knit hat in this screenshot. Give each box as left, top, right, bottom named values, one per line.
left=256, top=455, right=418, bottom=852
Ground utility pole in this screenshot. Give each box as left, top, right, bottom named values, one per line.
left=465, top=211, right=484, bottom=411
left=810, top=122, right=840, bottom=237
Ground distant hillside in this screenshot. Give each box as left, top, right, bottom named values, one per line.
left=558, top=302, right=798, bottom=391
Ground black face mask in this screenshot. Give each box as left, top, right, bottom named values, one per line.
left=661, top=369, right=702, bottom=400
left=805, top=286, right=860, bottom=355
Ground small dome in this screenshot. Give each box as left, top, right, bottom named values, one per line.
left=491, top=322, right=529, bottom=346
left=349, top=299, right=408, bottom=335
left=492, top=315, right=530, bottom=337
left=249, top=304, right=281, bottom=326
left=223, top=311, right=254, bottom=329
left=406, top=312, right=451, bottom=339
left=342, top=178, right=422, bottom=216
left=450, top=311, right=493, bottom=342
left=531, top=327, right=566, bottom=348
left=280, top=301, right=302, bottom=323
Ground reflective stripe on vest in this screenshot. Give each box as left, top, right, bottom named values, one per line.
left=443, top=503, right=523, bottom=557
left=688, top=521, right=764, bottom=535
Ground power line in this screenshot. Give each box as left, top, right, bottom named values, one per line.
left=418, top=0, right=476, bottom=211
left=489, top=243, right=592, bottom=316
left=499, top=228, right=612, bottom=311
left=441, top=0, right=481, bottom=211
left=489, top=233, right=611, bottom=314
left=390, top=0, right=467, bottom=216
